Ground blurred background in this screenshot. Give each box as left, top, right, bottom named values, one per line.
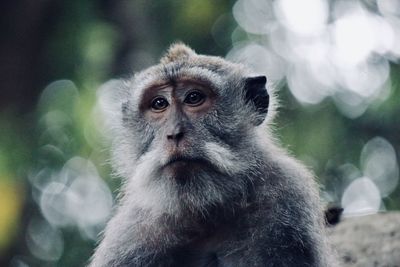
left=1, top=0, right=399, bottom=266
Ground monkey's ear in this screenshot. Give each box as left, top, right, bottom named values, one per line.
left=160, top=42, right=196, bottom=64
left=244, top=76, right=269, bottom=126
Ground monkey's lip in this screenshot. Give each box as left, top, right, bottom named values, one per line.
left=164, top=155, right=210, bottom=168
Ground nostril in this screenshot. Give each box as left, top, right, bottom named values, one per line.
left=175, top=132, right=184, bottom=140
left=167, top=131, right=184, bottom=141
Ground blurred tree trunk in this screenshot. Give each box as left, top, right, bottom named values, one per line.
left=0, top=1, right=55, bottom=265
left=329, top=212, right=400, bottom=267
left=0, top=0, right=59, bottom=113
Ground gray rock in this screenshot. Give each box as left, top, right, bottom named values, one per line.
left=328, top=212, right=400, bottom=267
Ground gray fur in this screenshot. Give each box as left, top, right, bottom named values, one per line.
left=89, top=44, right=336, bottom=266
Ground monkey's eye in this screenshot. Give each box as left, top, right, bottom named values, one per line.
left=151, top=96, right=169, bottom=112
left=184, top=90, right=206, bottom=106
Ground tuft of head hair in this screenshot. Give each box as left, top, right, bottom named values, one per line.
left=160, top=42, right=196, bottom=64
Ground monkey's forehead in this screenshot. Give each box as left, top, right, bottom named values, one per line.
left=129, top=58, right=250, bottom=98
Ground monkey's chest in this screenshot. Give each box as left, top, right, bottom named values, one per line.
left=170, top=232, right=227, bottom=267
left=172, top=248, right=220, bottom=267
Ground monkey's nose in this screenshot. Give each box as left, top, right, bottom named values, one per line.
left=167, top=124, right=185, bottom=145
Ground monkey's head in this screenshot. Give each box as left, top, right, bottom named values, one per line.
left=106, top=43, right=273, bottom=215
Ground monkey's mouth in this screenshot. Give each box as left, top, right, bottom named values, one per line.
left=164, top=155, right=211, bottom=170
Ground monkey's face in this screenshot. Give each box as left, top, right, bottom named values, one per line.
left=113, top=45, right=270, bottom=212
left=138, top=79, right=217, bottom=177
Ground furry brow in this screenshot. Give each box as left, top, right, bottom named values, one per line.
left=160, top=42, right=197, bottom=64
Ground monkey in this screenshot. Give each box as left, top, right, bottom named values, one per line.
left=89, top=43, right=336, bottom=267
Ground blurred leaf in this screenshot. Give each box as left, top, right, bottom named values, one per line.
left=0, top=181, right=24, bottom=254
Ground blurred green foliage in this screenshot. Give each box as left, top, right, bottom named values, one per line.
left=0, top=1, right=399, bottom=266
